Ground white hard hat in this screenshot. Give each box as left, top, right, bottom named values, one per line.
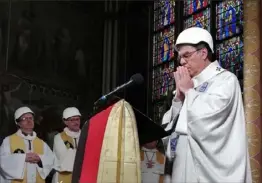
left=175, top=27, right=214, bottom=53
left=14, top=106, right=34, bottom=123
left=63, top=107, right=81, bottom=119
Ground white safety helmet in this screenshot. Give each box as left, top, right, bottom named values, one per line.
left=14, top=106, right=34, bottom=123
left=175, top=27, right=214, bottom=53
left=62, top=107, right=81, bottom=120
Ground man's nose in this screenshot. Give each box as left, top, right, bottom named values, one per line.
left=27, top=120, right=34, bottom=124
left=180, top=58, right=186, bottom=66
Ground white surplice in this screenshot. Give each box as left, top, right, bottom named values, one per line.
left=141, top=147, right=165, bottom=183
left=52, top=127, right=80, bottom=183
left=0, top=129, right=54, bottom=183
left=162, top=61, right=252, bottom=183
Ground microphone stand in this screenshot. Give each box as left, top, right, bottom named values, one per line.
left=87, top=94, right=151, bottom=127
left=87, top=95, right=121, bottom=120
left=93, top=80, right=133, bottom=107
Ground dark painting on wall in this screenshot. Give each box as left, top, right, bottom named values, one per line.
left=10, top=10, right=49, bottom=74
left=1, top=1, right=101, bottom=81
left=0, top=1, right=9, bottom=71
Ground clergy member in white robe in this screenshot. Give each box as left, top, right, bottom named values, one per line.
left=162, top=27, right=252, bottom=183
left=52, top=107, right=81, bottom=183
left=141, top=141, right=165, bottom=183
left=0, top=106, right=54, bottom=183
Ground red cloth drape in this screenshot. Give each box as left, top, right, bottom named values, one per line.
left=79, top=105, right=113, bottom=183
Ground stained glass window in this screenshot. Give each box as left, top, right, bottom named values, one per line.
left=153, top=62, right=175, bottom=100
left=183, top=0, right=211, bottom=31
left=184, top=9, right=210, bottom=31
left=184, top=0, right=209, bottom=15
left=215, top=0, right=244, bottom=85
left=154, top=0, right=175, bottom=31
left=153, top=0, right=175, bottom=124
left=216, top=0, right=243, bottom=40
left=153, top=26, right=175, bottom=66
left=216, top=36, right=243, bottom=79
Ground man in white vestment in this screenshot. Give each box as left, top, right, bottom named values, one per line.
left=52, top=107, right=81, bottom=183
left=141, top=140, right=165, bottom=183
left=161, top=27, right=252, bottom=183
left=0, top=106, right=54, bottom=183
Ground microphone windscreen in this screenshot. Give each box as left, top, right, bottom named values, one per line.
left=130, top=73, right=144, bottom=85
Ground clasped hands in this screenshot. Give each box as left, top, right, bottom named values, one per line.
left=25, top=152, right=41, bottom=164
left=173, top=66, right=194, bottom=101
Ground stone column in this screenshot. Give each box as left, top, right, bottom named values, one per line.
left=243, top=1, right=261, bottom=183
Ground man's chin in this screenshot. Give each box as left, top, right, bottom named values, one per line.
left=72, top=128, right=80, bottom=132
left=188, top=71, right=195, bottom=78
left=22, top=129, right=34, bottom=133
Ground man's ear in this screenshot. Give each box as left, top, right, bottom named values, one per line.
left=16, top=123, right=21, bottom=128
left=63, top=119, right=68, bottom=126
left=201, top=48, right=208, bottom=60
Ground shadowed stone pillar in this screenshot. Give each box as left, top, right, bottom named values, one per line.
left=243, top=1, right=261, bottom=182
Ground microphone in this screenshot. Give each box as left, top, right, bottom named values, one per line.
left=94, top=73, right=144, bottom=105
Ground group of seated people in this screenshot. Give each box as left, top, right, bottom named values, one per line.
left=0, top=106, right=82, bottom=183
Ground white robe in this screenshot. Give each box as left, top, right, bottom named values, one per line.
left=162, top=61, right=252, bottom=183
left=52, top=127, right=80, bottom=183
left=141, top=147, right=165, bottom=183
left=0, top=130, right=54, bottom=183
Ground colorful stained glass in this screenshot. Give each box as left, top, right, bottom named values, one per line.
left=154, top=0, right=175, bottom=31
left=184, top=0, right=209, bottom=16
left=153, top=0, right=176, bottom=122
left=153, top=26, right=175, bottom=65
left=184, top=8, right=210, bottom=31
left=216, top=0, right=243, bottom=40
left=216, top=36, right=243, bottom=79
left=153, top=62, right=175, bottom=100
